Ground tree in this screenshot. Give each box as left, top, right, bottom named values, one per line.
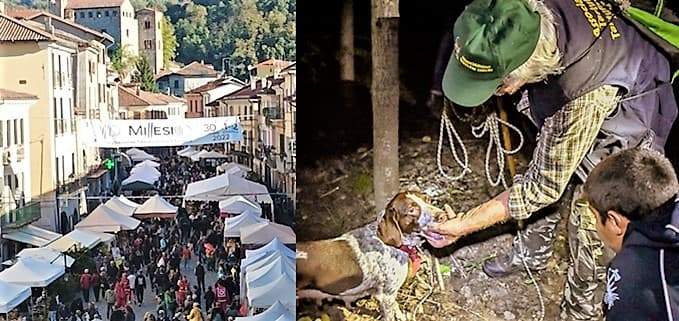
left=371, top=0, right=400, bottom=209
left=161, top=16, right=177, bottom=67
left=110, top=45, right=137, bottom=81
left=132, top=55, right=158, bottom=92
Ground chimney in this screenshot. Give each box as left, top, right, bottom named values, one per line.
left=0, top=2, right=5, bottom=15
left=44, top=16, right=54, bottom=35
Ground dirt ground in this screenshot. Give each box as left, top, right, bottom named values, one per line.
left=296, top=121, right=572, bottom=321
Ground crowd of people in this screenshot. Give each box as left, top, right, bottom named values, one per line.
left=46, top=152, right=252, bottom=321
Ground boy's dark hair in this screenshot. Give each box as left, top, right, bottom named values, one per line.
left=584, top=148, right=679, bottom=222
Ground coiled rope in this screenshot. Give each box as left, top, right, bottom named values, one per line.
left=436, top=105, right=544, bottom=321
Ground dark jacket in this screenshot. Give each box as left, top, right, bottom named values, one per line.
left=604, top=199, right=679, bottom=320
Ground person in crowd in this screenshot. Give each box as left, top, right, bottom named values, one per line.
left=104, top=285, right=116, bottom=320
left=203, top=287, right=214, bottom=312
left=48, top=294, right=58, bottom=321
left=86, top=303, right=98, bottom=320
left=186, top=303, right=202, bottom=321
left=124, top=306, right=135, bottom=321
left=134, top=271, right=146, bottom=307
left=182, top=246, right=191, bottom=270
left=90, top=271, right=100, bottom=303
left=194, top=263, right=205, bottom=294
left=80, top=270, right=92, bottom=303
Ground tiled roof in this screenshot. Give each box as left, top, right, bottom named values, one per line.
left=281, top=62, right=296, bottom=72
left=0, top=88, right=38, bottom=100
left=220, top=77, right=283, bottom=100
left=0, top=13, right=54, bottom=42
left=4, top=6, right=42, bottom=19
left=66, top=0, right=126, bottom=9
left=250, top=58, right=293, bottom=69
left=119, top=86, right=184, bottom=107
left=27, top=11, right=114, bottom=44
left=157, top=61, right=219, bottom=79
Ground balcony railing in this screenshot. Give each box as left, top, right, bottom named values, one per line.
left=1, top=201, right=41, bottom=229
left=262, top=106, right=283, bottom=121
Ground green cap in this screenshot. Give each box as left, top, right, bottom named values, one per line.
left=442, top=0, right=541, bottom=107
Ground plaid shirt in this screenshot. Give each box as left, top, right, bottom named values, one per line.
left=508, top=85, right=619, bottom=220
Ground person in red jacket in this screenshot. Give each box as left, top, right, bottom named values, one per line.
left=80, top=269, right=92, bottom=303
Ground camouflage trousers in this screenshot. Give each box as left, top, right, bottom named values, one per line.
left=506, top=184, right=615, bottom=320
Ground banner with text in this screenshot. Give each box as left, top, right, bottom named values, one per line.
left=78, top=117, right=243, bottom=147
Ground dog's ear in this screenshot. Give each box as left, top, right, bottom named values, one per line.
left=378, top=207, right=402, bottom=248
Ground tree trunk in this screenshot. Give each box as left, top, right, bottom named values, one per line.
left=340, top=0, right=355, bottom=81
left=371, top=0, right=399, bottom=209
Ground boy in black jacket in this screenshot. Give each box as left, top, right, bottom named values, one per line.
left=584, top=148, right=679, bottom=321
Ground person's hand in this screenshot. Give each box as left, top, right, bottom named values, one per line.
left=423, top=204, right=469, bottom=248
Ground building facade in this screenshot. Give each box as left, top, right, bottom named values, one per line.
left=118, top=85, right=186, bottom=120
left=50, top=0, right=139, bottom=56
left=156, top=61, right=220, bottom=97
left=185, top=77, right=245, bottom=118
left=136, top=8, right=163, bottom=74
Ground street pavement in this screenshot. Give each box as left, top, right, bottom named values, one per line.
left=92, top=256, right=220, bottom=320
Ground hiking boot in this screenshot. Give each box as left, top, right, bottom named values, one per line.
left=482, top=253, right=524, bottom=278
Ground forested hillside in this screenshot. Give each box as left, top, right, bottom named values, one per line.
left=10, top=0, right=296, bottom=79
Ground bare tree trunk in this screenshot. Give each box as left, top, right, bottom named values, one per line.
left=371, top=0, right=399, bottom=209
left=340, top=0, right=355, bottom=81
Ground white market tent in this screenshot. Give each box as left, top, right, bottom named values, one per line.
left=219, top=196, right=262, bottom=215
left=177, top=146, right=197, bottom=157
left=240, top=222, right=295, bottom=245
left=247, top=274, right=295, bottom=311
left=2, top=224, right=62, bottom=247
left=184, top=174, right=273, bottom=205
left=16, top=248, right=75, bottom=267
left=244, top=238, right=295, bottom=263
left=245, top=251, right=294, bottom=275
left=217, top=163, right=251, bottom=177
left=190, top=150, right=229, bottom=162
left=105, top=196, right=139, bottom=216
left=0, top=281, right=31, bottom=313
left=137, top=159, right=160, bottom=167
left=246, top=255, right=295, bottom=289
left=134, top=195, right=178, bottom=219
left=224, top=211, right=268, bottom=238
left=46, top=229, right=106, bottom=252
left=234, top=301, right=292, bottom=321
left=125, top=148, right=157, bottom=161
left=130, top=164, right=161, bottom=177
left=121, top=170, right=159, bottom=187
left=118, top=195, right=141, bottom=208
left=0, top=258, right=65, bottom=287
left=75, top=204, right=141, bottom=233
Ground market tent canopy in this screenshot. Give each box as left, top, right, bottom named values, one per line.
left=190, top=150, right=229, bottom=162
left=246, top=255, right=295, bottom=289
left=125, top=148, right=157, bottom=161
left=46, top=229, right=104, bottom=252
left=247, top=274, right=295, bottom=311
left=134, top=195, right=178, bottom=219
left=177, top=146, right=196, bottom=157
left=240, top=222, right=295, bottom=245
left=105, top=196, right=138, bottom=216
left=219, top=196, right=262, bottom=215
left=0, top=281, right=31, bottom=313
left=217, top=163, right=251, bottom=177
left=244, top=251, right=294, bottom=275
left=75, top=204, right=141, bottom=233
left=234, top=301, right=292, bottom=321
left=130, top=164, right=161, bottom=177
left=224, top=211, right=267, bottom=237
left=2, top=224, right=62, bottom=247
left=118, top=195, right=141, bottom=208
left=16, top=248, right=75, bottom=267
left=184, top=174, right=273, bottom=205
left=137, top=159, right=160, bottom=167
left=0, top=258, right=65, bottom=287
left=244, top=238, right=295, bottom=262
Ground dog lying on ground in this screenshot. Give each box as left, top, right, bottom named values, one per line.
left=296, top=191, right=447, bottom=321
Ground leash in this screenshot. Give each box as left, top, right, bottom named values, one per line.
left=437, top=106, right=524, bottom=188
left=470, top=112, right=524, bottom=189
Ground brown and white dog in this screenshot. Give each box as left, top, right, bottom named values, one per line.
left=296, top=191, right=446, bottom=321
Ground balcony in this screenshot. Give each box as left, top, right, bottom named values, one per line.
left=1, top=201, right=41, bottom=229
left=262, top=106, right=283, bottom=121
